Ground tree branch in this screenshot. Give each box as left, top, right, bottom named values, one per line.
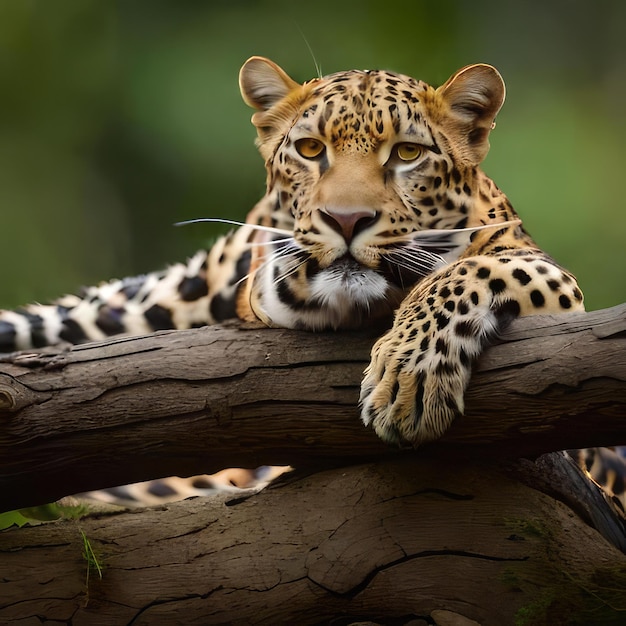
left=2, top=458, right=625, bottom=625
left=1, top=304, right=625, bottom=510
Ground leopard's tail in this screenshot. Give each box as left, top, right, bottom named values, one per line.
left=0, top=229, right=253, bottom=353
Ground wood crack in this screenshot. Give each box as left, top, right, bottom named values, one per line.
left=310, top=549, right=531, bottom=599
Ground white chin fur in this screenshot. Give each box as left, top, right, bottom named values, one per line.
left=260, top=262, right=390, bottom=330
left=309, top=266, right=388, bottom=317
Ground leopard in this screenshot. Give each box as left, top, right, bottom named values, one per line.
left=2, top=56, right=601, bottom=503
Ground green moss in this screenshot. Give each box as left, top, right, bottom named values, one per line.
left=0, top=501, right=89, bottom=529
left=501, top=518, right=626, bottom=624
left=512, top=565, right=626, bottom=625
left=500, top=566, right=522, bottom=591
left=514, top=589, right=557, bottom=626
left=504, top=516, right=550, bottom=540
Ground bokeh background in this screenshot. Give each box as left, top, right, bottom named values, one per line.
left=1, top=0, right=624, bottom=311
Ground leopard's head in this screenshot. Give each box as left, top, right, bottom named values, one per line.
left=237, top=57, right=508, bottom=330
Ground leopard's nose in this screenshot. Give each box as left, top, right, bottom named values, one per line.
left=318, top=208, right=380, bottom=243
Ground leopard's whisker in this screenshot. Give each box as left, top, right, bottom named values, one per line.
left=382, top=219, right=523, bottom=247
left=270, top=257, right=310, bottom=285
left=410, top=220, right=522, bottom=247
left=235, top=243, right=304, bottom=288
left=383, top=247, right=446, bottom=277
left=264, top=247, right=311, bottom=285
left=175, top=218, right=293, bottom=237
left=247, top=237, right=295, bottom=247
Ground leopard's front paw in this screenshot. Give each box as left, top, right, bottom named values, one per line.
left=359, top=329, right=468, bottom=447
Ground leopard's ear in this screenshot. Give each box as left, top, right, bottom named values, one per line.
left=239, top=56, right=301, bottom=110
left=437, top=64, right=505, bottom=163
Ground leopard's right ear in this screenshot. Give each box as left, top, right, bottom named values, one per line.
left=239, top=56, right=301, bottom=110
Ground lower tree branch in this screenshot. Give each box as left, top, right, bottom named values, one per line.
left=1, top=457, right=625, bottom=625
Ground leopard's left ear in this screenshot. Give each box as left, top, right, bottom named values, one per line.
left=437, top=64, right=505, bottom=164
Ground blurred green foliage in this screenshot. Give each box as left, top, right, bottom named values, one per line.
left=1, top=0, right=624, bottom=310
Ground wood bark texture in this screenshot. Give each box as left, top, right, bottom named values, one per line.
left=0, top=304, right=625, bottom=511
left=1, top=458, right=625, bottom=625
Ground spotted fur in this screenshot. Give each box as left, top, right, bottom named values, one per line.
left=570, top=447, right=626, bottom=511
left=73, top=466, right=289, bottom=509
left=2, top=58, right=598, bottom=497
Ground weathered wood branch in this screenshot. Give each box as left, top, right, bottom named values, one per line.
left=1, top=458, right=625, bottom=625
left=1, top=304, right=625, bottom=510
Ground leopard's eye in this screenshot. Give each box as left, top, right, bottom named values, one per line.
left=295, top=138, right=325, bottom=159
left=395, top=142, right=423, bottom=161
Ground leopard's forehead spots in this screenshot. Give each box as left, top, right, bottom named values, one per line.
left=295, top=69, right=433, bottom=153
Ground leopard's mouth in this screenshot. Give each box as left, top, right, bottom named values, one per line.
left=324, top=253, right=425, bottom=292
left=325, top=254, right=368, bottom=277
left=307, top=254, right=401, bottom=312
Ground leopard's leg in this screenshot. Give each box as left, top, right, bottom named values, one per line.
left=569, top=447, right=626, bottom=511
left=0, top=228, right=252, bottom=352
left=360, top=251, right=584, bottom=446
